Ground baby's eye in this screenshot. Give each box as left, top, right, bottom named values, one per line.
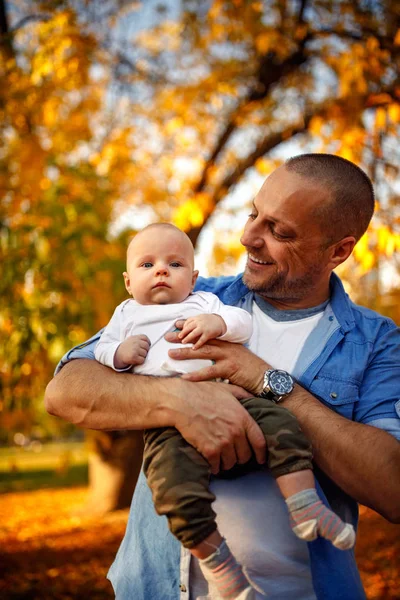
left=170, top=262, right=182, bottom=268
left=142, top=262, right=153, bottom=268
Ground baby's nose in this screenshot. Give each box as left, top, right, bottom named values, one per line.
left=156, top=266, right=169, bottom=276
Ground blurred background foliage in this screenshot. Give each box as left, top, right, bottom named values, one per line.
left=1, top=0, right=400, bottom=507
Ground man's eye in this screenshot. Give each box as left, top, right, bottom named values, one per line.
left=272, top=229, right=290, bottom=240
left=170, top=262, right=182, bottom=268
left=142, top=262, right=153, bottom=268
left=248, top=213, right=257, bottom=220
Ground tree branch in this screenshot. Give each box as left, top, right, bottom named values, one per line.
left=0, top=0, right=13, bottom=60
left=187, top=115, right=311, bottom=246
left=187, top=86, right=399, bottom=247
left=193, top=38, right=312, bottom=194
left=10, top=14, right=51, bottom=33
left=192, top=0, right=313, bottom=197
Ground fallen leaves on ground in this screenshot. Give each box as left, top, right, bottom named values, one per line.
left=0, top=488, right=399, bottom=599
left=356, top=505, right=399, bottom=599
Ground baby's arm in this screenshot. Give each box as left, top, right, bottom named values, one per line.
left=178, top=295, right=252, bottom=349
left=94, top=303, right=150, bottom=371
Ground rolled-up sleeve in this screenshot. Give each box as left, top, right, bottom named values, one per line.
left=55, top=330, right=103, bottom=375
left=355, top=322, right=400, bottom=441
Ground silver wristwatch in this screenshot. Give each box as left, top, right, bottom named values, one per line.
left=259, top=369, right=294, bottom=403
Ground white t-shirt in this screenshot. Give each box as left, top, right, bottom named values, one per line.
left=190, top=299, right=326, bottom=600
left=94, top=291, right=252, bottom=376
left=249, top=300, right=324, bottom=372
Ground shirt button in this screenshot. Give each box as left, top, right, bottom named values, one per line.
left=179, top=583, right=187, bottom=592
left=329, top=316, right=334, bottom=321
left=330, top=392, right=338, bottom=399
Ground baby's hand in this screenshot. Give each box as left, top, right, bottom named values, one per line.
left=178, top=314, right=227, bottom=349
left=114, top=335, right=150, bottom=370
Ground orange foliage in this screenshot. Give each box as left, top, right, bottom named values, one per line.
left=2, top=1, right=400, bottom=434
left=0, top=488, right=399, bottom=599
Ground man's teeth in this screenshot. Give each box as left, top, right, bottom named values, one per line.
left=250, top=254, right=270, bottom=265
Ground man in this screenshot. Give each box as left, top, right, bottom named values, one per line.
left=45, top=154, right=400, bottom=600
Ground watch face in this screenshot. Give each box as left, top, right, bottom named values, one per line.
left=269, top=370, right=293, bottom=395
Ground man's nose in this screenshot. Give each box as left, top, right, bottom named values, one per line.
left=156, top=265, right=169, bottom=276
left=240, top=225, right=264, bottom=249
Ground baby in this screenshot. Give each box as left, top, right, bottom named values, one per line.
left=95, top=223, right=355, bottom=600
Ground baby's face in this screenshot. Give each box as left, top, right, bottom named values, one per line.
left=124, top=228, right=198, bottom=305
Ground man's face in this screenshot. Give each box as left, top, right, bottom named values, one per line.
left=240, top=166, right=334, bottom=307
left=124, top=228, right=198, bottom=305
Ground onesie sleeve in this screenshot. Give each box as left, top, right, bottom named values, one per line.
left=202, top=292, right=253, bottom=343
left=94, top=302, right=132, bottom=371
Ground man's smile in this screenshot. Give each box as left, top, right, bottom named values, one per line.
left=248, top=253, right=274, bottom=266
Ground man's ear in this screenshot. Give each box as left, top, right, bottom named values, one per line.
left=123, top=272, right=132, bottom=295
left=329, top=236, right=357, bottom=269
left=191, top=270, right=199, bottom=291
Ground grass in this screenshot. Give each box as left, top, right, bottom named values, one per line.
left=0, top=442, right=88, bottom=493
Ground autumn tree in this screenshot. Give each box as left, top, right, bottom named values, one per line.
left=1, top=0, right=399, bottom=510
left=0, top=0, right=144, bottom=511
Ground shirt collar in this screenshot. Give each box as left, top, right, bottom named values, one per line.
left=223, top=272, right=355, bottom=332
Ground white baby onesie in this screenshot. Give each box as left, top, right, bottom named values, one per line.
left=94, top=291, right=252, bottom=376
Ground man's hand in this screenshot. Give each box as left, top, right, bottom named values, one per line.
left=173, top=380, right=266, bottom=474
left=114, top=334, right=150, bottom=370
left=166, top=325, right=268, bottom=395
left=177, top=314, right=227, bottom=349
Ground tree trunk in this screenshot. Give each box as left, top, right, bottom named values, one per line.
left=84, top=430, right=144, bottom=514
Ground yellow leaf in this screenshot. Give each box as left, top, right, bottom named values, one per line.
left=255, top=33, right=271, bottom=54
left=255, top=158, right=273, bottom=176
left=309, top=116, right=324, bottom=135
left=377, top=226, right=390, bottom=253
left=375, top=107, right=387, bottom=130
left=359, top=250, right=375, bottom=273
left=387, top=103, right=400, bottom=123
left=165, top=117, right=184, bottom=134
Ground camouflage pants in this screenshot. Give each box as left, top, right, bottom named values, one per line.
left=143, top=396, right=313, bottom=549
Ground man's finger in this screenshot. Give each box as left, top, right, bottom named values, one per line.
left=220, top=444, right=238, bottom=472
left=234, top=436, right=253, bottom=465
left=245, top=417, right=267, bottom=465
left=165, top=331, right=181, bottom=343
left=169, top=345, right=216, bottom=360
left=181, top=365, right=219, bottom=381
left=208, top=454, right=221, bottom=475
left=226, top=384, right=252, bottom=400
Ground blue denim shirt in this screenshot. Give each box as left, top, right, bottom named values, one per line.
left=56, top=273, right=400, bottom=600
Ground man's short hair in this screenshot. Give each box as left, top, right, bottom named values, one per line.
left=285, top=153, right=375, bottom=243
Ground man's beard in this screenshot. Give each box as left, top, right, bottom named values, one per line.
left=243, top=262, right=325, bottom=303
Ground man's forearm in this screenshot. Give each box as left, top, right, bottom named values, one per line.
left=284, top=385, right=400, bottom=523
left=45, top=358, right=267, bottom=474
left=45, top=359, right=184, bottom=431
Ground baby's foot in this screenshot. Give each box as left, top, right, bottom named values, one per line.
left=286, top=489, right=355, bottom=550
left=199, top=539, right=257, bottom=599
